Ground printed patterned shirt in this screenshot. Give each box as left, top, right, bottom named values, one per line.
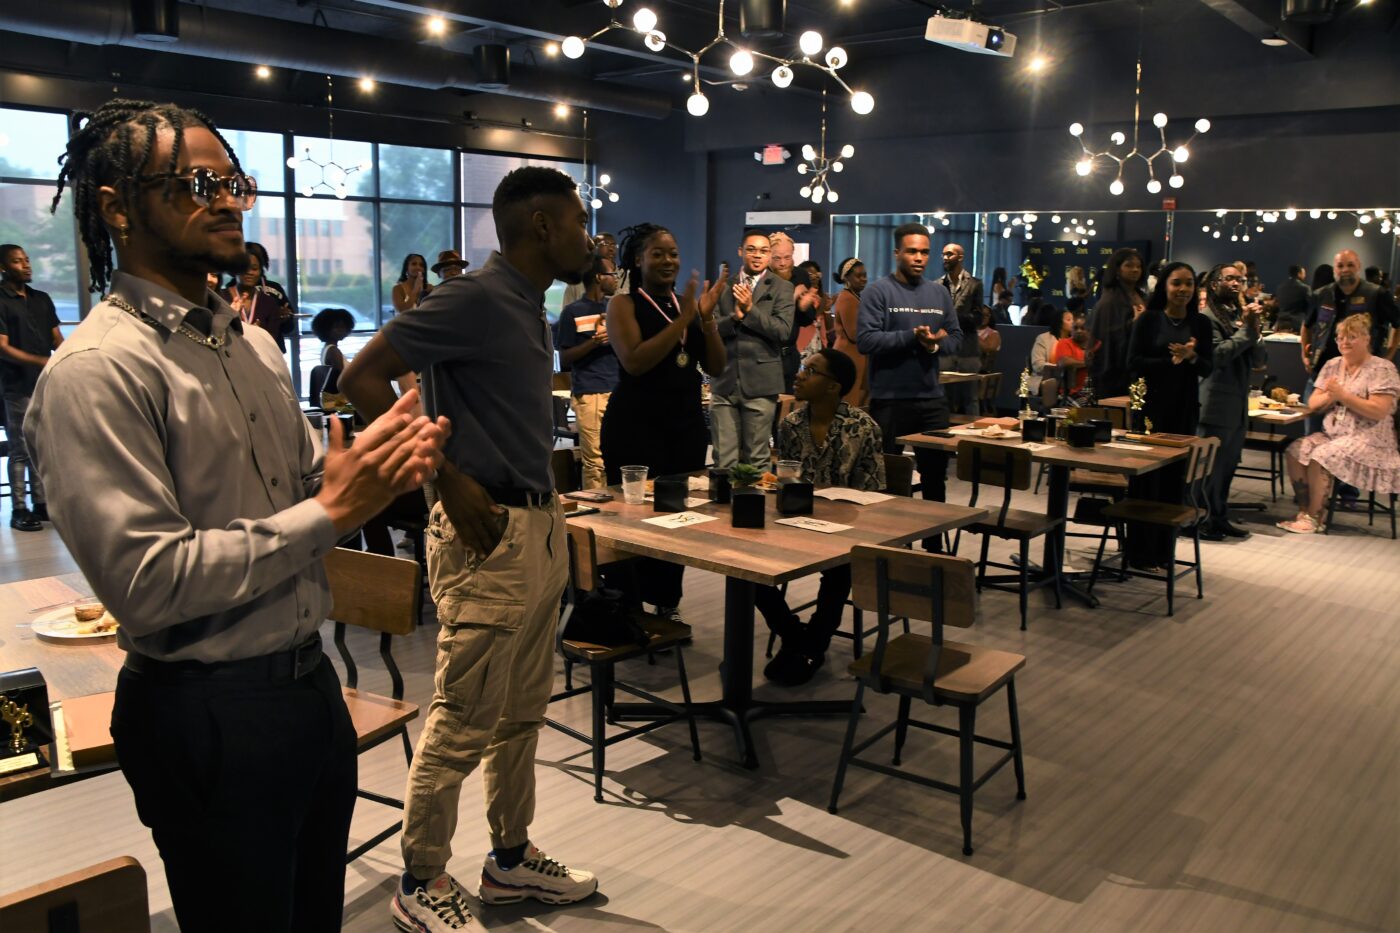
left=779, top=402, right=886, bottom=491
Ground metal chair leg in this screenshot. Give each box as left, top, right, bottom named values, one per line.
left=765, top=630, right=777, bottom=659
left=977, top=535, right=991, bottom=592
left=1165, top=528, right=1177, bottom=617
left=1017, top=539, right=1029, bottom=631
left=828, top=681, right=866, bottom=814
left=892, top=695, right=912, bottom=766
left=1088, top=523, right=1111, bottom=594
left=1193, top=522, right=1204, bottom=599
left=590, top=663, right=610, bottom=802
left=674, top=647, right=701, bottom=762
left=1007, top=679, right=1026, bottom=800
left=959, top=702, right=977, bottom=856
left=851, top=607, right=864, bottom=660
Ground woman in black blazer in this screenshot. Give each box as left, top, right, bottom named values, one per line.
left=1124, top=262, right=1214, bottom=570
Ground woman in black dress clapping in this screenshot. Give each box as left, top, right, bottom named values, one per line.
left=1125, top=261, right=1214, bottom=570
left=600, top=223, right=726, bottom=618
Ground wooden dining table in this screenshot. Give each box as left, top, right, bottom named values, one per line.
left=566, top=491, right=986, bottom=768
left=0, top=573, right=122, bottom=801
left=899, top=430, right=1192, bottom=608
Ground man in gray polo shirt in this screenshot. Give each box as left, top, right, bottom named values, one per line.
left=342, top=166, right=598, bottom=931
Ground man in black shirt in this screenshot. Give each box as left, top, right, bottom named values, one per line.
left=0, top=244, right=62, bottom=531
left=1272, top=264, right=1311, bottom=334
left=940, top=243, right=984, bottom=415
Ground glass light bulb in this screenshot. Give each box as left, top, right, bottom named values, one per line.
left=771, top=65, right=794, bottom=88
left=609, top=192, right=620, bottom=202
left=1195, top=118, right=1211, bottom=133
left=1285, top=209, right=1296, bottom=220
left=1327, top=211, right=1337, bottom=219
left=591, top=198, right=603, bottom=209
left=832, top=161, right=843, bottom=172
left=1109, top=179, right=1125, bottom=196
left=825, top=46, right=848, bottom=70
left=812, top=188, right=825, bottom=204
left=1231, top=234, right=1238, bottom=242
left=729, top=49, right=754, bottom=75
left=286, top=156, right=298, bottom=168
left=604, top=0, right=622, bottom=6
left=1169, top=174, right=1184, bottom=188
left=801, top=143, right=816, bottom=161
left=1172, top=145, right=1190, bottom=162
left=1243, top=234, right=1251, bottom=242
left=998, top=213, right=1009, bottom=222
left=1201, top=225, right=1211, bottom=233
left=1002, top=228, right=1012, bottom=238
left=336, top=185, right=348, bottom=200
left=1152, top=112, right=1168, bottom=128
left=1309, top=209, right=1321, bottom=218
left=633, top=8, right=658, bottom=33
left=942, top=218, right=950, bottom=225
left=1069, top=122, right=1083, bottom=137
left=827, top=190, right=839, bottom=203
left=1360, top=213, right=1372, bottom=223
left=686, top=91, right=709, bottom=116
left=1217, top=209, right=1228, bottom=218
left=850, top=91, right=874, bottom=115
left=301, top=185, right=315, bottom=197
left=1025, top=231, right=1033, bottom=239
left=1012, top=218, right=1022, bottom=226
left=561, top=36, right=585, bottom=58
left=644, top=30, right=666, bottom=52
left=1051, top=214, right=1061, bottom=223
left=1075, top=159, right=1092, bottom=176
left=799, top=30, right=823, bottom=57
left=796, top=163, right=808, bottom=175
left=840, top=144, right=855, bottom=158
left=1257, top=225, right=1265, bottom=232
left=800, top=185, right=812, bottom=198
left=1146, top=178, right=1162, bottom=194
left=598, top=173, right=611, bottom=186
left=1354, top=227, right=1364, bottom=237
left=1212, top=230, right=1221, bottom=239
left=1110, top=131, right=1126, bottom=146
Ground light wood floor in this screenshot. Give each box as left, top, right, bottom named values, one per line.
left=1, top=456, right=1397, bottom=933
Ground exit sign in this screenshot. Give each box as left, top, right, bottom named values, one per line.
left=1162, top=197, right=1178, bottom=210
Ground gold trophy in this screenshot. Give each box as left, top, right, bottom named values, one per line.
left=1129, top=378, right=1148, bottom=433
left=1018, top=366, right=1034, bottom=420
left=2, top=696, right=33, bottom=754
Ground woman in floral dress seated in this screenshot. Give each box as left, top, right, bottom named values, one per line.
left=1279, top=313, right=1400, bottom=533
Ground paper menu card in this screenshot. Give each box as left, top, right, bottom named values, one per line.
left=642, top=511, right=718, bottom=529
left=775, top=516, right=853, bottom=534
left=813, top=488, right=892, bottom=505
left=1104, top=442, right=1153, bottom=451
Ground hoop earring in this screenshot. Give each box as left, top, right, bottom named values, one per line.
left=116, top=225, right=129, bottom=246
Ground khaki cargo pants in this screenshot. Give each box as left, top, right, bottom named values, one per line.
left=401, top=496, right=568, bottom=879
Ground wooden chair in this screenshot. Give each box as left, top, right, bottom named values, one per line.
left=953, top=441, right=1064, bottom=630
left=1087, top=437, right=1219, bottom=616
left=0, top=856, right=150, bottom=932
left=766, top=452, right=917, bottom=661
left=828, top=545, right=1026, bottom=857
left=325, top=547, right=423, bottom=863
left=551, top=447, right=582, bottom=496
left=547, top=524, right=701, bottom=802
left=1239, top=428, right=1292, bottom=501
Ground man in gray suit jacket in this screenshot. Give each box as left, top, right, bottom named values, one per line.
left=706, top=229, right=796, bottom=468
left=1198, top=263, right=1265, bottom=540
left=940, top=243, right=984, bottom=416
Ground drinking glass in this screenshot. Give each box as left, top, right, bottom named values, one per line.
left=776, top=460, right=801, bottom=482
left=620, top=466, right=648, bottom=504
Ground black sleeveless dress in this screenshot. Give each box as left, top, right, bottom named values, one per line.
left=600, top=289, right=714, bottom=484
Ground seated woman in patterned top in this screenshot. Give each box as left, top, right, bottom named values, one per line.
left=1279, top=313, right=1400, bottom=533
left=756, top=348, right=886, bottom=687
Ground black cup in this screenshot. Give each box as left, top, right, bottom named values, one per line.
left=1067, top=422, right=1098, bottom=448
left=1021, top=418, right=1047, bottom=442
left=731, top=489, right=766, bottom=528
left=1089, top=419, right=1113, bottom=442
left=777, top=481, right=814, bottom=516
left=653, top=475, right=689, bottom=512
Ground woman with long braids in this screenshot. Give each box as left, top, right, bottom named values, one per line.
left=600, top=223, right=725, bottom=619
left=1123, top=261, right=1214, bottom=570
left=1088, top=247, right=1148, bottom=398
left=27, top=99, right=445, bottom=932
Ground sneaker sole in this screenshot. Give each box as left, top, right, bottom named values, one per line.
left=478, top=877, right=597, bottom=906
left=391, top=896, right=429, bottom=933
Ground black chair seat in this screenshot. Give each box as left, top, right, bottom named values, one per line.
left=562, top=614, right=692, bottom=663
left=968, top=509, right=1065, bottom=539
left=1102, top=498, right=1202, bottom=527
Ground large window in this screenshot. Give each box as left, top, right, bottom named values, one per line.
left=1, top=106, right=583, bottom=395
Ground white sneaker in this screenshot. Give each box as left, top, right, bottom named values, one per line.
left=479, top=845, right=598, bottom=905
left=392, top=872, right=475, bottom=931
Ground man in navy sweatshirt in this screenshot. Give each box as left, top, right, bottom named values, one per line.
left=857, top=221, right=960, bottom=508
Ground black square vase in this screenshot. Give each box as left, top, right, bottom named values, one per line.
left=652, top=475, right=689, bottom=512
left=776, top=481, right=814, bottom=516
left=1067, top=423, right=1098, bottom=448
left=731, top=489, right=767, bottom=528
left=708, top=467, right=732, bottom=503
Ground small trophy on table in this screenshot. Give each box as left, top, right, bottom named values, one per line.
left=1018, top=366, right=1034, bottom=420
left=1129, top=377, right=1148, bottom=433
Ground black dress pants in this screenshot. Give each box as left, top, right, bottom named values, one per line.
left=110, top=655, right=357, bottom=933
left=754, top=565, right=854, bottom=655
left=870, top=396, right=951, bottom=503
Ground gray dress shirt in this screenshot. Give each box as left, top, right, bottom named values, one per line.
left=26, top=270, right=338, bottom=663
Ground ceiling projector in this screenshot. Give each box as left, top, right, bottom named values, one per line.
left=924, top=14, right=1017, bottom=57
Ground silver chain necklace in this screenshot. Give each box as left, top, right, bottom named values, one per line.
left=104, top=293, right=228, bottom=350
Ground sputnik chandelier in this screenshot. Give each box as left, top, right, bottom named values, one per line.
left=1068, top=4, right=1209, bottom=196
left=288, top=76, right=371, bottom=199
left=577, top=110, right=621, bottom=210
left=561, top=1, right=874, bottom=118
left=1202, top=211, right=1255, bottom=243
left=796, top=89, right=854, bottom=205
left=1201, top=208, right=1395, bottom=241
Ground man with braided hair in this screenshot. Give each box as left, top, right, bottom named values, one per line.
left=26, top=99, right=449, bottom=932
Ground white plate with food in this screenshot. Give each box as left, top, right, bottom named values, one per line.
left=31, top=604, right=120, bottom=643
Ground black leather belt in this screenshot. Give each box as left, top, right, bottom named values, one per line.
left=123, top=635, right=323, bottom=684
left=484, top=487, right=555, bottom=508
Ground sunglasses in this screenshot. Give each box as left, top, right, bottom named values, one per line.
left=140, top=168, right=258, bottom=211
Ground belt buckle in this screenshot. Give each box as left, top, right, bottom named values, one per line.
left=292, top=639, right=319, bottom=679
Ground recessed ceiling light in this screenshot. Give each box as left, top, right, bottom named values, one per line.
left=358, top=77, right=376, bottom=92
left=544, top=42, right=559, bottom=57
left=255, top=65, right=271, bottom=79
left=553, top=103, right=569, bottom=118
left=1260, top=35, right=1289, bottom=46
left=427, top=16, right=446, bottom=36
